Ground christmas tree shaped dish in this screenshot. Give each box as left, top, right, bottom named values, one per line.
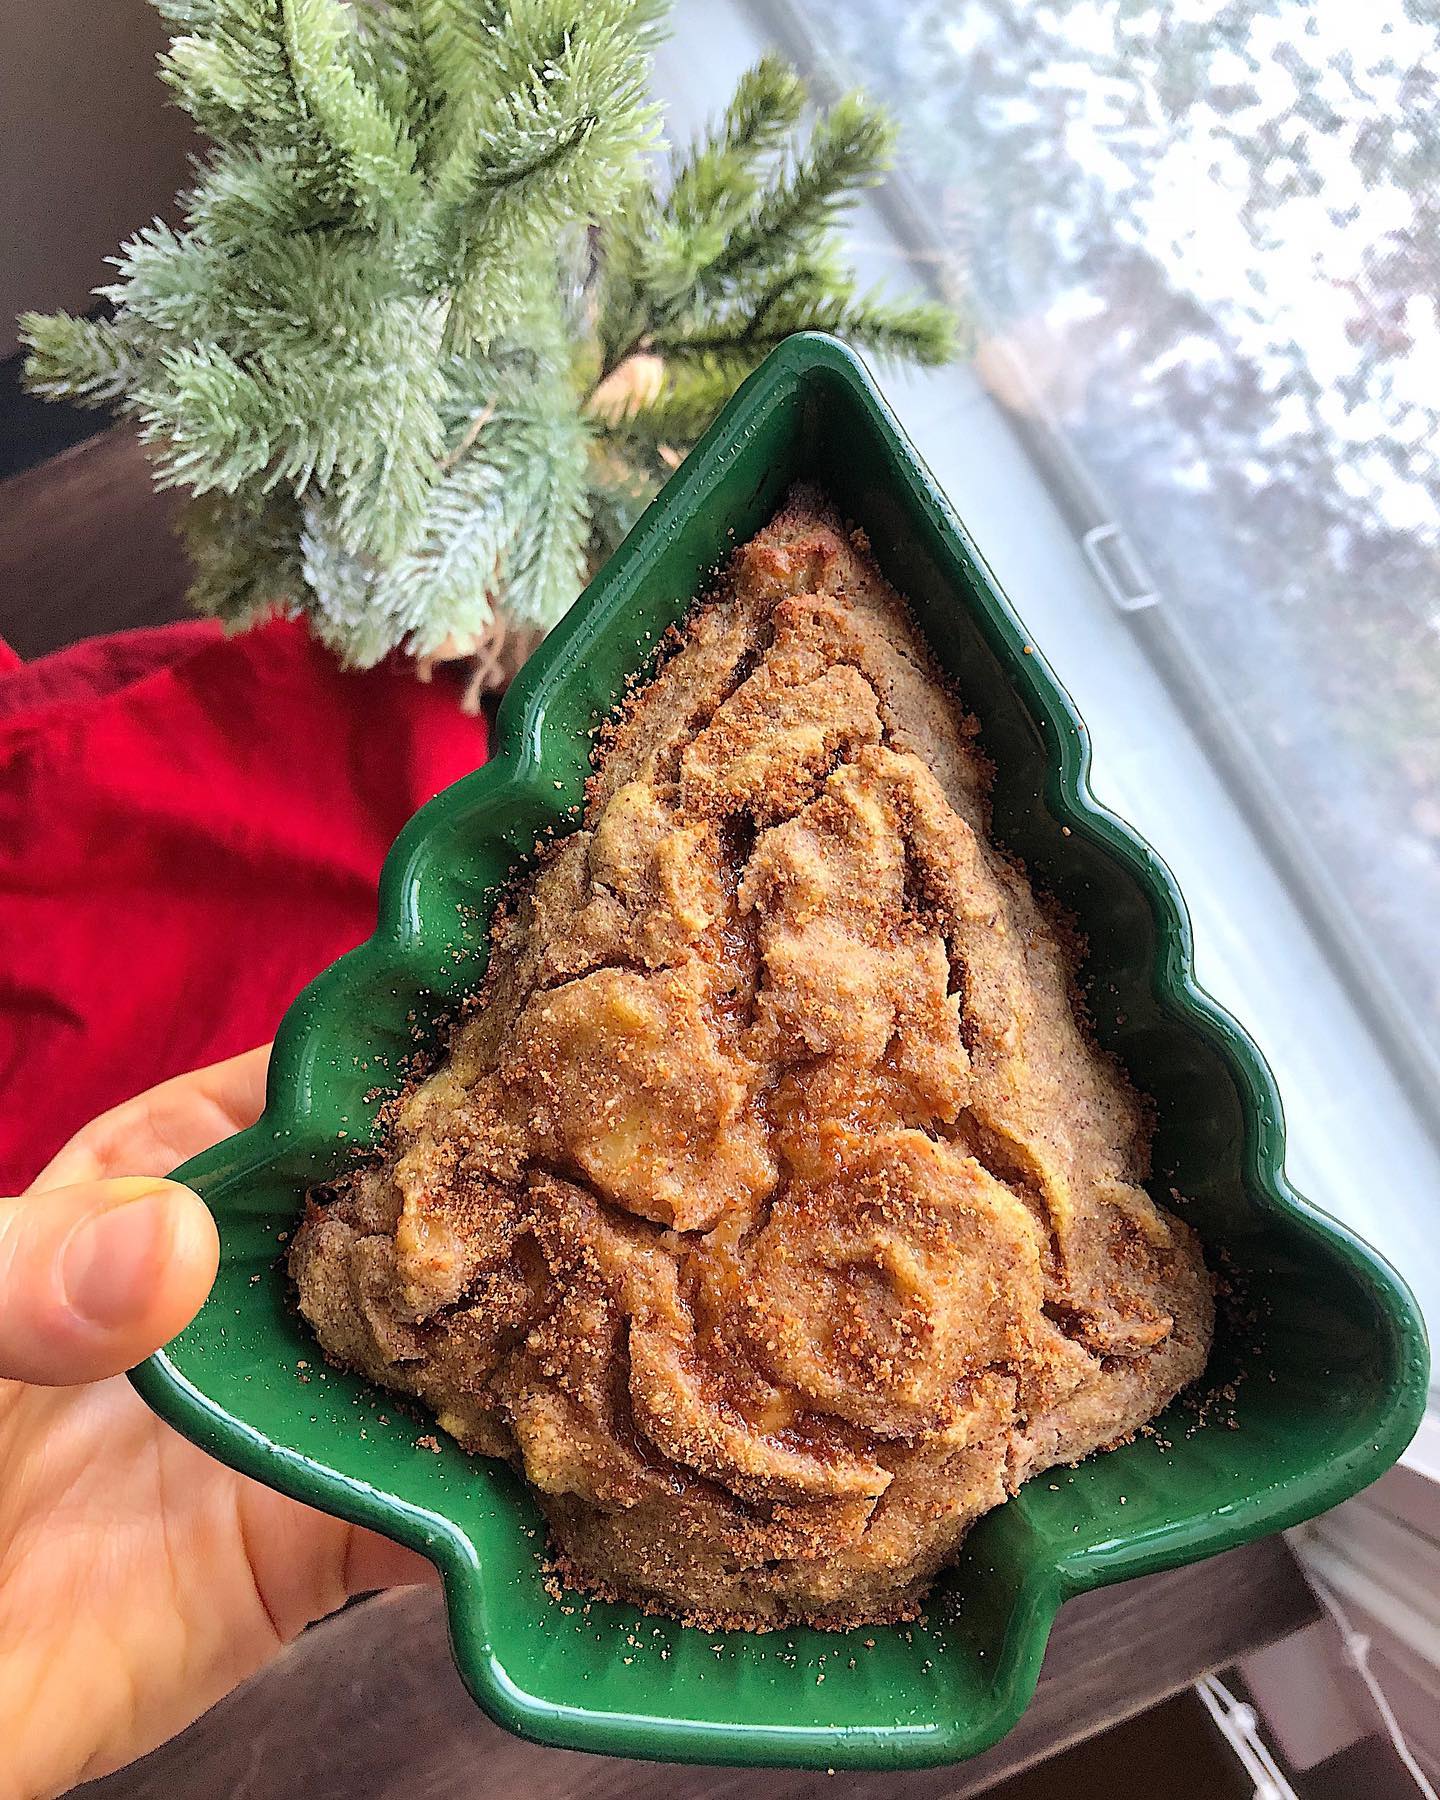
left=133, top=335, right=1428, bottom=1771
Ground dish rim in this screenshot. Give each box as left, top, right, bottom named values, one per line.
left=132, top=331, right=1430, bottom=1769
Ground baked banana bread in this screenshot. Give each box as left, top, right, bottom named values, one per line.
left=290, top=488, right=1213, bottom=1630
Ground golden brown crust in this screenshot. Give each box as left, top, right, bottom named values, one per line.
left=290, top=485, right=1213, bottom=1631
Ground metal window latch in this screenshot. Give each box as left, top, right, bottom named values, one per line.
left=1081, top=521, right=1161, bottom=613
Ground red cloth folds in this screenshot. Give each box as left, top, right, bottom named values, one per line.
left=0, top=616, right=488, bottom=1189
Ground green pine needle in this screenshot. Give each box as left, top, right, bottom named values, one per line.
left=184, top=486, right=307, bottom=626
left=18, top=313, right=142, bottom=406
left=21, top=1, right=963, bottom=669
left=708, top=91, right=895, bottom=286
left=279, top=0, right=420, bottom=219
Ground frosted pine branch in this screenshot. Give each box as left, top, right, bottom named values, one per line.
left=23, top=7, right=961, bottom=676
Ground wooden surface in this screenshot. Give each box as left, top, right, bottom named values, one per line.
left=8, top=426, right=1319, bottom=1797
left=77, top=1538, right=1313, bottom=1800
left=0, top=424, right=187, bottom=658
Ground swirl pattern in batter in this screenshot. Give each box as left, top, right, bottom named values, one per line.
left=290, top=488, right=1213, bottom=1630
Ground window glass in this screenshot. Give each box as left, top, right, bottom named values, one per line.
left=768, top=0, right=1440, bottom=1089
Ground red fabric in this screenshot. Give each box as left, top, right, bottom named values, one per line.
left=0, top=616, right=488, bottom=1190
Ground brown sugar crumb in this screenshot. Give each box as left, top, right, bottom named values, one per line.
left=416, top=1434, right=442, bottom=1454
left=288, top=484, right=1213, bottom=1633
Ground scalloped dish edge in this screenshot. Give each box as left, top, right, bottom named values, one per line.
left=131, top=333, right=1429, bottom=1771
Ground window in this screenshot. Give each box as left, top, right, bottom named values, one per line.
left=760, top=0, right=1440, bottom=1109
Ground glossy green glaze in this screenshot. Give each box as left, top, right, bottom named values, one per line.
left=133, top=334, right=1429, bottom=1770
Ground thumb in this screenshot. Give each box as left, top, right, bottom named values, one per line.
left=0, top=1178, right=220, bottom=1385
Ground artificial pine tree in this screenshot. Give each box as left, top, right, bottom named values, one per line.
left=22, top=1, right=956, bottom=699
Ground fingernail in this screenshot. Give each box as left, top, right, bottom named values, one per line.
left=63, top=1192, right=175, bottom=1329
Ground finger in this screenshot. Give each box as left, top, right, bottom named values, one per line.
left=32, top=1047, right=272, bottom=1192
left=0, top=1177, right=220, bottom=1384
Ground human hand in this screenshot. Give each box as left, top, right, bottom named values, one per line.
left=0, top=1049, right=433, bottom=1800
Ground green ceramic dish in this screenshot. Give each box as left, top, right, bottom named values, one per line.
left=133, top=333, right=1429, bottom=1771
